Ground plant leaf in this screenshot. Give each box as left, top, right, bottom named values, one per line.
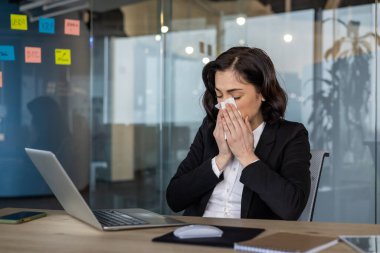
left=360, top=40, right=373, bottom=54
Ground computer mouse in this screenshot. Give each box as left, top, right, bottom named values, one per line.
left=173, top=224, right=223, bottom=239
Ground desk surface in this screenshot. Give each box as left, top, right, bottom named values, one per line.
left=0, top=208, right=379, bottom=252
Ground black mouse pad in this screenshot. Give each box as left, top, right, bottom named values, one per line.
left=152, top=225, right=265, bottom=248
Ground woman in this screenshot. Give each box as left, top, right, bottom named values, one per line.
left=166, top=47, right=311, bottom=220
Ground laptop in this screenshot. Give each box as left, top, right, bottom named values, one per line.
left=25, top=148, right=185, bottom=231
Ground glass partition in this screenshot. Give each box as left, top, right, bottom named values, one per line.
left=89, top=0, right=163, bottom=211
left=314, top=4, right=377, bottom=223
left=0, top=1, right=91, bottom=198
left=1, top=0, right=379, bottom=224
left=165, top=0, right=379, bottom=223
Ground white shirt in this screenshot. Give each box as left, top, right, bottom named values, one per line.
left=203, top=122, right=266, bottom=218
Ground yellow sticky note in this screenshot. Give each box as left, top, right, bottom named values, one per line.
left=11, top=14, right=28, bottom=30
left=55, top=49, right=71, bottom=65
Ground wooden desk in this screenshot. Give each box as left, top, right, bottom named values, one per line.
left=0, top=208, right=378, bottom=252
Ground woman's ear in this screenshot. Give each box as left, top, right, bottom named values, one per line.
left=257, top=91, right=265, bottom=102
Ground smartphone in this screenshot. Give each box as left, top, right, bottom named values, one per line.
left=0, top=211, right=47, bottom=224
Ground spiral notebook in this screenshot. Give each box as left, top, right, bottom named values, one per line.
left=234, top=232, right=338, bottom=253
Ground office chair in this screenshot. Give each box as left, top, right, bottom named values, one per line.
left=298, top=150, right=329, bottom=221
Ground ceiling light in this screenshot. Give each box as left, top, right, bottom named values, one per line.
left=236, top=16, right=246, bottom=26
left=202, top=57, right=210, bottom=64
left=30, top=2, right=89, bottom=22
left=19, top=0, right=49, bottom=12
left=43, top=0, right=82, bottom=11
left=161, top=26, right=169, bottom=33
left=283, top=33, right=293, bottom=43
left=185, top=46, right=194, bottom=55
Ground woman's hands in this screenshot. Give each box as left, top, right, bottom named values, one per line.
left=213, top=110, right=232, bottom=171
left=221, top=104, right=258, bottom=167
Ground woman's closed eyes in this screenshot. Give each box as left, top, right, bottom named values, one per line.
left=216, top=95, right=242, bottom=100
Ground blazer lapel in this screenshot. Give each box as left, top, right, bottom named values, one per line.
left=241, top=121, right=278, bottom=218
left=255, top=122, right=278, bottom=161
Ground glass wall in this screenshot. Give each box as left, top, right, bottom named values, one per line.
left=92, top=0, right=380, bottom=223
left=0, top=1, right=91, bottom=198
left=315, top=4, right=377, bottom=223
left=2, top=0, right=379, bottom=224
left=162, top=0, right=379, bottom=223
left=89, top=0, right=163, bottom=211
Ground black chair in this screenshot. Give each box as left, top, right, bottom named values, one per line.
left=298, top=150, right=329, bottom=221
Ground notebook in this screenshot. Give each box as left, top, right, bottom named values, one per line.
left=234, top=232, right=338, bottom=253
left=339, top=235, right=380, bottom=253
left=25, top=148, right=185, bottom=231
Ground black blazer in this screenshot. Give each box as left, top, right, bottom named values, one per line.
left=166, top=117, right=311, bottom=220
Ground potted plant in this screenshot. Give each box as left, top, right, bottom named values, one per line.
left=308, top=19, right=379, bottom=164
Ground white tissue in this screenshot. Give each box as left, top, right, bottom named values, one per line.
left=215, top=97, right=237, bottom=110
left=215, top=97, right=238, bottom=140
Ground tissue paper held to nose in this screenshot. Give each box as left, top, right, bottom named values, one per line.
left=215, top=97, right=237, bottom=109
left=215, top=97, right=238, bottom=140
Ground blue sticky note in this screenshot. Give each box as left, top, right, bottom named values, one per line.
left=39, top=17, right=55, bottom=34
left=0, top=46, right=15, bottom=61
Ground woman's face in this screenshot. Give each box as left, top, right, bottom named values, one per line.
left=215, top=69, right=264, bottom=127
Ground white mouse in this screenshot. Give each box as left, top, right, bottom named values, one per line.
left=173, top=225, right=223, bottom=239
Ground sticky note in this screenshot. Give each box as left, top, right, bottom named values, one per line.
left=64, top=19, right=80, bottom=36
left=11, top=14, right=28, bottom=30
left=25, top=47, right=42, bottom=63
left=0, top=72, right=2, bottom=88
left=0, top=46, right=15, bottom=61
left=55, top=49, right=71, bottom=65
left=39, top=17, right=55, bottom=34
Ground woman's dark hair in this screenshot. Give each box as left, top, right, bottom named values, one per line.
left=202, top=47, right=287, bottom=124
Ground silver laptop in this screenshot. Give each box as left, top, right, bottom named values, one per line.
left=25, top=148, right=185, bottom=231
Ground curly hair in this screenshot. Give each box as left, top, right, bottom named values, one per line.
left=202, top=47, right=287, bottom=124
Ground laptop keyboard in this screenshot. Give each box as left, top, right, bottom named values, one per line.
left=93, top=210, right=148, bottom=227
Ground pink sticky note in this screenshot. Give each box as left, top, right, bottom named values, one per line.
left=25, top=47, right=42, bottom=63
left=64, top=19, right=80, bottom=36
left=0, top=72, right=2, bottom=88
